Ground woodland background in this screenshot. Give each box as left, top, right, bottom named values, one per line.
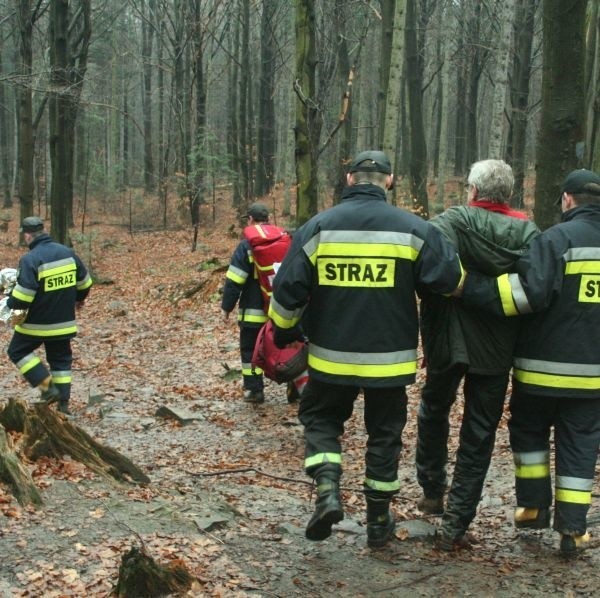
left=0, top=0, right=598, bottom=243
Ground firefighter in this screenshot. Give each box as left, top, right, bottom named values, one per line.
left=415, top=159, right=540, bottom=551
left=460, top=169, right=600, bottom=557
left=222, top=203, right=270, bottom=404
left=6, top=216, right=93, bottom=415
left=269, top=150, right=464, bottom=548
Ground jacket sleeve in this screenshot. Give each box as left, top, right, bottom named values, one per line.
left=268, top=230, right=311, bottom=330
left=462, top=229, right=565, bottom=317
left=221, top=240, right=253, bottom=313
left=415, top=224, right=464, bottom=295
left=75, top=254, right=93, bottom=302
left=6, top=255, right=38, bottom=310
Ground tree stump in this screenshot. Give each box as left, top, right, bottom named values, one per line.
left=0, top=426, right=42, bottom=507
left=0, top=398, right=149, bottom=499
left=114, top=546, right=195, bottom=597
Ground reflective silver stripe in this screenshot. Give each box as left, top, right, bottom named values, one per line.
left=18, top=320, right=76, bottom=331
left=12, top=283, right=35, bottom=298
left=513, top=450, right=549, bottom=465
left=507, top=273, right=532, bottom=314
left=303, top=230, right=424, bottom=259
left=514, top=358, right=600, bottom=376
left=77, top=273, right=92, bottom=288
left=556, top=476, right=594, bottom=491
left=564, top=247, right=600, bottom=260
left=228, top=265, right=248, bottom=280
left=310, top=343, right=417, bottom=365
left=16, top=353, right=40, bottom=370
left=269, top=297, right=304, bottom=327
left=38, top=257, right=75, bottom=274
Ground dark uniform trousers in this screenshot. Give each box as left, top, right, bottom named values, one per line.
left=299, top=378, right=408, bottom=498
left=509, top=388, right=600, bottom=536
left=240, top=326, right=263, bottom=392
left=8, top=332, right=73, bottom=403
left=416, top=366, right=509, bottom=536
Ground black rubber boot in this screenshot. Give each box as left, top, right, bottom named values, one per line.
left=305, top=474, right=344, bottom=541
left=366, top=497, right=395, bottom=548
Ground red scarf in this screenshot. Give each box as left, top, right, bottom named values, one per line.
left=469, top=200, right=529, bottom=220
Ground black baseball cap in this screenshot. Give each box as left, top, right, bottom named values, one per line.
left=247, top=202, right=269, bottom=221
left=348, top=150, right=392, bottom=175
left=20, top=216, right=44, bottom=233
left=556, top=169, right=600, bottom=204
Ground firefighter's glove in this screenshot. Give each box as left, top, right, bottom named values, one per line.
left=273, top=324, right=304, bottom=349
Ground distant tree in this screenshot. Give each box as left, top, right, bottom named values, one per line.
left=534, top=0, right=586, bottom=230
left=48, top=0, right=91, bottom=244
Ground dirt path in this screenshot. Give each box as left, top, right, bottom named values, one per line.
left=0, top=226, right=599, bottom=596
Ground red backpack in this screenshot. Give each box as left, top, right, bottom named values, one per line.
left=243, top=224, right=291, bottom=311
left=252, top=320, right=308, bottom=383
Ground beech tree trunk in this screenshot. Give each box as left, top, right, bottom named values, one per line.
left=534, top=0, right=586, bottom=230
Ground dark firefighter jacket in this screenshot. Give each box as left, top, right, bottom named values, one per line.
left=462, top=204, right=600, bottom=398
left=420, top=205, right=540, bottom=374
left=7, top=233, right=93, bottom=339
left=222, top=238, right=267, bottom=328
left=269, top=183, right=464, bottom=388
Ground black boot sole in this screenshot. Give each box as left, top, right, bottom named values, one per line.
left=305, top=507, right=344, bottom=541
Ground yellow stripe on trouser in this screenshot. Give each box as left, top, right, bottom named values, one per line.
left=514, top=463, right=550, bottom=479
left=364, top=477, right=400, bottom=492
left=556, top=488, right=592, bottom=505
left=305, top=453, right=342, bottom=469
left=19, top=356, right=42, bottom=374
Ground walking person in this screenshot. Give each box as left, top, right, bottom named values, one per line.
left=269, top=150, right=464, bottom=548
left=415, top=159, right=539, bottom=550
left=6, top=217, right=93, bottom=415
left=459, top=169, right=600, bottom=556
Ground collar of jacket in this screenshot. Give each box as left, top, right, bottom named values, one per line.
left=561, top=203, right=600, bottom=223
left=28, top=233, right=51, bottom=250
left=341, top=183, right=387, bottom=203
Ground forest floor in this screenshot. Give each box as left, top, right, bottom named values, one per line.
left=0, top=190, right=599, bottom=597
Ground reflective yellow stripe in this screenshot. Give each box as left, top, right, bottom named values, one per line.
left=308, top=353, right=416, bottom=378
left=268, top=303, right=301, bottom=329
left=514, top=369, right=600, bottom=390
left=316, top=242, right=419, bottom=260
left=515, top=463, right=550, bottom=479
left=497, top=273, right=518, bottom=316
left=238, top=313, right=268, bottom=324
left=19, top=356, right=41, bottom=374
left=38, top=263, right=75, bottom=278
left=565, top=260, right=600, bottom=274
left=556, top=488, right=592, bottom=505
left=52, top=374, right=72, bottom=384
left=15, top=324, right=77, bottom=337
left=226, top=270, right=246, bottom=285
left=11, top=289, right=34, bottom=303
left=305, top=453, right=342, bottom=469
left=364, top=477, right=400, bottom=492
left=77, top=275, right=93, bottom=290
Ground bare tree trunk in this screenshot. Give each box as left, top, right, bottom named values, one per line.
left=534, top=0, right=586, bottom=230
left=405, top=0, right=428, bottom=217
left=378, top=0, right=395, bottom=149
left=382, top=0, right=406, bottom=174
left=255, top=0, right=277, bottom=197
left=48, top=0, right=91, bottom=243
left=141, top=0, right=155, bottom=192
left=0, top=29, right=11, bottom=209
left=228, top=4, right=242, bottom=209
left=507, top=0, right=538, bottom=207
left=15, top=0, right=35, bottom=224
left=294, top=0, right=319, bottom=224
left=239, top=0, right=251, bottom=205
left=488, top=0, right=516, bottom=159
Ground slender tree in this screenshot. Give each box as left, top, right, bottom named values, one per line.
left=534, top=0, right=586, bottom=230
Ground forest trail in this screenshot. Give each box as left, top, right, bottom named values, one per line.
left=0, top=202, right=598, bottom=596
